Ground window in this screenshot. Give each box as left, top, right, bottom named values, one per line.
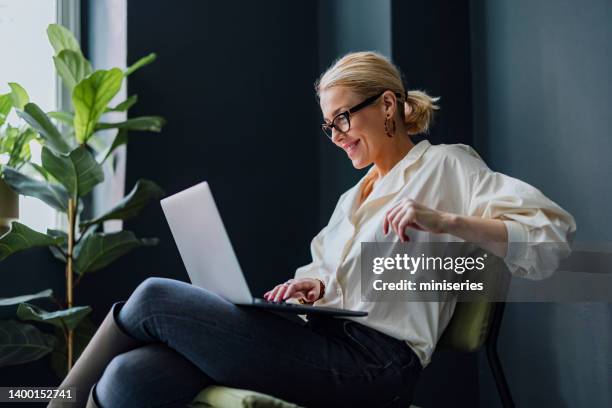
left=0, top=0, right=79, bottom=232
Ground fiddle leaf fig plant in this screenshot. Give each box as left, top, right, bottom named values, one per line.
left=0, top=23, right=165, bottom=376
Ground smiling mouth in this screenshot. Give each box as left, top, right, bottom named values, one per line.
left=343, top=139, right=360, bottom=154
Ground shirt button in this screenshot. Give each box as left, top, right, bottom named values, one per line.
left=336, top=288, right=342, bottom=295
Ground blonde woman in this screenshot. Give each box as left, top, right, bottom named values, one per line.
left=51, top=51, right=576, bottom=408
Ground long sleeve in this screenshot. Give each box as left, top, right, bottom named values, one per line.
left=467, top=166, right=577, bottom=280
left=293, top=225, right=327, bottom=282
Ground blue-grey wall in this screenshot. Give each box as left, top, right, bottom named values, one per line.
left=317, top=0, right=392, bottom=224
left=470, top=0, right=612, bottom=406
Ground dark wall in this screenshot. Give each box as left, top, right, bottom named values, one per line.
left=124, top=0, right=321, bottom=298
left=392, top=0, right=474, bottom=147
left=317, top=0, right=392, bottom=222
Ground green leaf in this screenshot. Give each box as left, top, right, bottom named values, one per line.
left=80, top=180, right=164, bottom=228
left=0, top=320, right=57, bottom=367
left=27, top=162, right=50, bottom=181
left=17, top=103, right=71, bottom=154
left=67, top=146, right=105, bottom=196
left=106, top=95, right=138, bottom=112
left=47, top=110, right=74, bottom=125
left=125, top=53, right=156, bottom=76
left=96, top=116, right=165, bottom=132
left=99, top=129, right=128, bottom=164
left=0, top=93, right=13, bottom=127
left=42, top=146, right=104, bottom=198
left=17, top=303, right=91, bottom=331
left=74, top=230, right=158, bottom=275
left=7, top=128, right=36, bottom=168
left=0, top=289, right=53, bottom=307
left=2, top=167, right=69, bottom=212
left=8, top=83, right=29, bottom=110
left=47, top=229, right=68, bottom=263
left=0, top=221, right=63, bottom=261
left=47, top=24, right=82, bottom=56
left=72, top=68, right=123, bottom=143
left=53, top=50, right=93, bottom=91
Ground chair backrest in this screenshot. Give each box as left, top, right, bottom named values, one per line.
left=437, top=252, right=510, bottom=352
left=437, top=300, right=494, bottom=352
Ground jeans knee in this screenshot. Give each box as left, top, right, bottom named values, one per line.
left=131, top=277, right=176, bottom=306
left=96, top=352, right=143, bottom=407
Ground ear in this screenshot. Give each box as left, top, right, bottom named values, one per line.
left=381, top=90, right=398, bottom=117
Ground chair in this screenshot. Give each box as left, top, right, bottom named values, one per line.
left=190, top=255, right=515, bottom=408
left=436, top=301, right=515, bottom=408
left=436, top=250, right=515, bottom=408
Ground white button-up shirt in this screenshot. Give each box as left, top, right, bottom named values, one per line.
left=293, top=139, right=576, bottom=367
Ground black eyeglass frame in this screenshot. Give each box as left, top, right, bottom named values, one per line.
left=321, top=90, right=402, bottom=139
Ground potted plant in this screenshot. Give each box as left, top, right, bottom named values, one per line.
left=0, top=83, right=36, bottom=235
left=0, top=23, right=165, bottom=377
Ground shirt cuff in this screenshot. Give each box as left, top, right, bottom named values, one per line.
left=503, top=220, right=529, bottom=266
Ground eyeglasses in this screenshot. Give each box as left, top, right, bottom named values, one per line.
left=321, top=90, right=402, bottom=139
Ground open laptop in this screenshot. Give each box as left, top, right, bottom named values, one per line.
left=160, top=181, right=367, bottom=317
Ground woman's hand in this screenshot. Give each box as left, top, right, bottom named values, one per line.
left=383, top=198, right=450, bottom=241
left=263, top=278, right=322, bottom=303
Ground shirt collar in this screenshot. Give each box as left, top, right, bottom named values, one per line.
left=340, top=139, right=432, bottom=217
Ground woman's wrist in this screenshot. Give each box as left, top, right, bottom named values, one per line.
left=439, top=212, right=509, bottom=258
left=440, top=212, right=461, bottom=235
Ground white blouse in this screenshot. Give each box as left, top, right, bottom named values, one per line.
left=293, top=139, right=576, bottom=367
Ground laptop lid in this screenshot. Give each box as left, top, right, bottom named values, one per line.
left=160, top=182, right=253, bottom=304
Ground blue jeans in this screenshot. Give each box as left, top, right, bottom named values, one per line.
left=96, top=277, right=422, bottom=407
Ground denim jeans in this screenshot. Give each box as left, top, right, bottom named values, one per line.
left=95, top=277, right=422, bottom=408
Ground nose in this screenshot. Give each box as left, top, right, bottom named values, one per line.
left=331, top=127, right=345, bottom=144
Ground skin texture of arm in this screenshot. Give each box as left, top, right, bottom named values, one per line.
left=383, top=198, right=509, bottom=258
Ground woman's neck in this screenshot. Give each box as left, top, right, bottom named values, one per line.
left=374, top=137, right=416, bottom=178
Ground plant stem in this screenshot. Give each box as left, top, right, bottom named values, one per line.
left=66, top=198, right=76, bottom=372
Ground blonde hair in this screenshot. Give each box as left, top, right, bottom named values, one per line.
left=315, top=51, right=440, bottom=136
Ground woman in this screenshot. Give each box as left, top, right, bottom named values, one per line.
left=50, top=51, right=576, bottom=408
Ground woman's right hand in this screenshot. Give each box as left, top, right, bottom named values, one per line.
left=263, top=278, right=323, bottom=303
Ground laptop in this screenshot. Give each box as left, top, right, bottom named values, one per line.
left=160, top=181, right=367, bottom=317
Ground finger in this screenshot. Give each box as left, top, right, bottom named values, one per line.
left=306, top=288, right=318, bottom=302
left=384, top=205, right=404, bottom=235
left=397, top=216, right=413, bottom=242
left=282, top=281, right=313, bottom=300
left=384, top=204, right=402, bottom=235
left=383, top=205, right=397, bottom=234
left=268, top=284, right=284, bottom=301
left=264, top=288, right=277, bottom=300
left=273, top=285, right=287, bottom=302
left=390, top=208, right=407, bottom=238
left=397, top=209, right=417, bottom=241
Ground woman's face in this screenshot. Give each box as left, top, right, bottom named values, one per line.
left=320, top=86, right=390, bottom=169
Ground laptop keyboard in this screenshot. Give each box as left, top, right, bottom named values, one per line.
left=253, top=298, right=305, bottom=307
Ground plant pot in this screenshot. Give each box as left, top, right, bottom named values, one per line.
left=0, top=177, right=18, bottom=236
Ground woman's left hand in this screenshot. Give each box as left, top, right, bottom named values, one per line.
left=383, top=198, right=450, bottom=241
